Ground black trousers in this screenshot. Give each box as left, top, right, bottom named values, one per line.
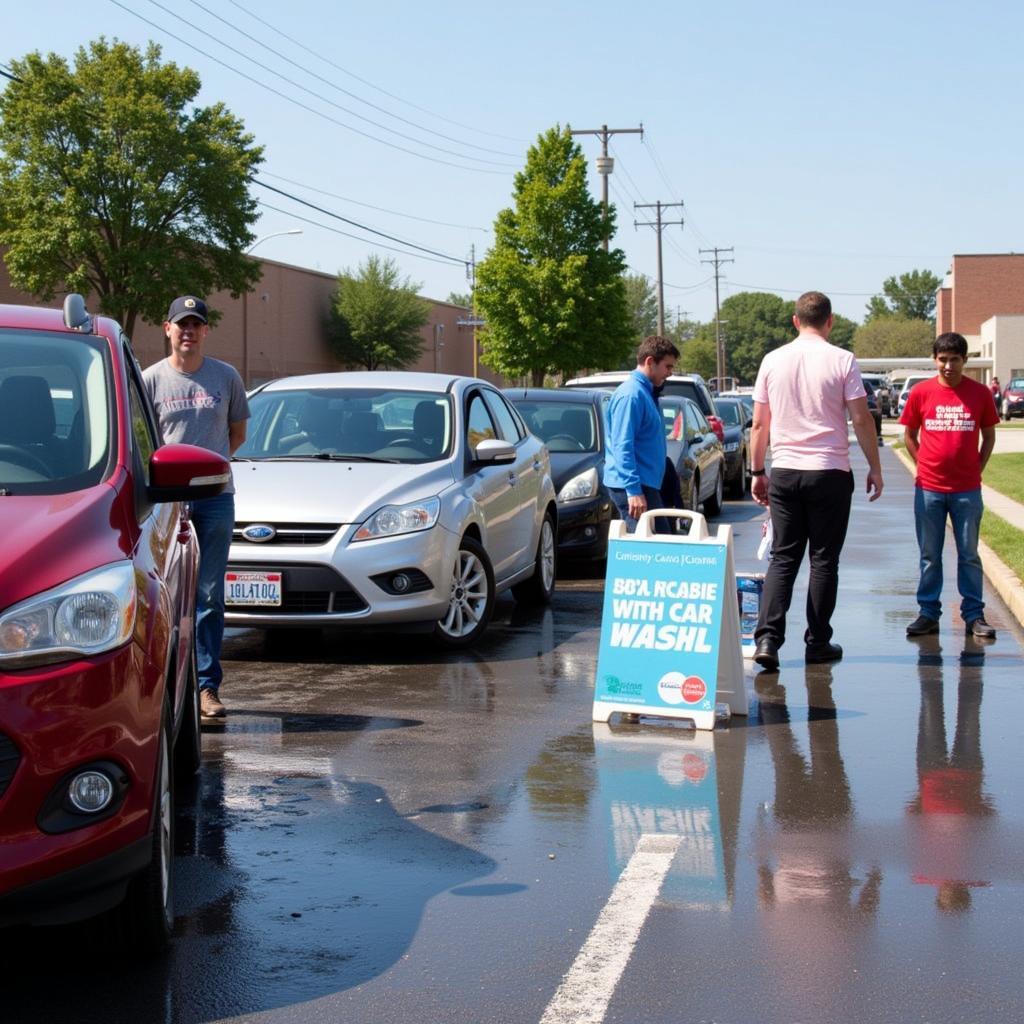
left=755, top=468, right=854, bottom=648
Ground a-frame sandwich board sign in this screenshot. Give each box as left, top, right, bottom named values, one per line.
left=592, top=508, right=747, bottom=730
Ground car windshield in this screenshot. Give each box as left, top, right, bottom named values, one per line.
left=0, top=328, right=112, bottom=495
left=236, top=387, right=454, bottom=463
left=512, top=400, right=598, bottom=452
left=1008, top=378, right=1024, bottom=390
left=714, top=400, right=744, bottom=427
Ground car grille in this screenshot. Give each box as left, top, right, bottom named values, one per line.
left=233, top=522, right=341, bottom=546
left=225, top=563, right=368, bottom=615
left=0, top=733, right=20, bottom=799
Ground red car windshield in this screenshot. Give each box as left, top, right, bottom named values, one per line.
left=0, top=328, right=113, bottom=495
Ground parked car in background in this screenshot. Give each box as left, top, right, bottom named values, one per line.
left=897, top=374, right=932, bottom=417
left=0, top=297, right=229, bottom=951
left=661, top=396, right=725, bottom=516
left=711, top=395, right=752, bottom=498
left=227, top=373, right=557, bottom=648
left=1001, top=377, right=1024, bottom=420
left=860, top=373, right=893, bottom=417
left=862, top=379, right=883, bottom=442
left=563, top=371, right=725, bottom=442
left=505, top=388, right=613, bottom=563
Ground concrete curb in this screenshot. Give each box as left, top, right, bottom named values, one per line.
left=892, top=445, right=1024, bottom=630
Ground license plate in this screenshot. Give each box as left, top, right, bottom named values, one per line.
left=225, top=570, right=282, bottom=606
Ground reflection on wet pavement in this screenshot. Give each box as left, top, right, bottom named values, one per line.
left=3, top=448, right=1024, bottom=1023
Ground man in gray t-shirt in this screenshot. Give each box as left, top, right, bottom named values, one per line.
left=144, top=295, right=249, bottom=719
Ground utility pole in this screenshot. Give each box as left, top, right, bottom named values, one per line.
left=570, top=124, right=644, bottom=251
left=456, top=244, right=485, bottom=376
left=634, top=200, right=684, bottom=335
left=700, top=246, right=734, bottom=385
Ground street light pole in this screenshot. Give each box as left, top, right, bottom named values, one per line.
left=242, top=229, right=302, bottom=386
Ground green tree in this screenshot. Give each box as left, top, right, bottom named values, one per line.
left=710, top=291, right=795, bottom=383
left=829, top=312, right=857, bottom=351
left=0, top=39, right=263, bottom=335
left=623, top=272, right=659, bottom=342
left=328, top=254, right=429, bottom=370
left=853, top=316, right=934, bottom=358
left=865, top=269, right=942, bottom=323
left=474, top=126, right=633, bottom=385
left=678, top=335, right=717, bottom=379
left=446, top=291, right=471, bottom=308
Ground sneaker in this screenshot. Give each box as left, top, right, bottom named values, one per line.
left=965, top=617, right=996, bottom=639
left=906, top=615, right=940, bottom=636
left=200, top=689, right=226, bottom=719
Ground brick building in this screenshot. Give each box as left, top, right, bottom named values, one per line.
left=935, top=253, right=1024, bottom=386
left=0, top=250, right=498, bottom=387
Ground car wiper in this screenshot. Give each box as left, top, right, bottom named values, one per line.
left=244, top=453, right=401, bottom=464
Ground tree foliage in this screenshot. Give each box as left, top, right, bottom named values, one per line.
left=709, top=291, right=795, bottom=383
left=474, top=126, right=633, bottom=385
left=328, top=255, right=429, bottom=370
left=446, top=291, right=471, bottom=308
left=829, top=312, right=857, bottom=352
left=678, top=335, right=717, bottom=379
left=853, top=316, right=934, bottom=358
left=865, top=269, right=941, bottom=323
left=0, top=39, right=263, bottom=335
left=623, top=272, right=659, bottom=342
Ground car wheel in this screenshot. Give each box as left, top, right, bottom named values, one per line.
left=108, top=697, right=174, bottom=954
left=173, top=638, right=201, bottom=781
left=704, top=465, right=724, bottom=517
left=727, top=454, right=747, bottom=499
left=433, top=536, right=495, bottom=648
left=512, top=513, right=557, bottom=605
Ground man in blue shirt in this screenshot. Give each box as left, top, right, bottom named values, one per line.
left=603, top=335, right=679, bottom=532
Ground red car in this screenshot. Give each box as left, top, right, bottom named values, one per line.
left=0, top=296, right=229, bottom=952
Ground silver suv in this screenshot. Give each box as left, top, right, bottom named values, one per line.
left=562, top=371, right=723, bottom=437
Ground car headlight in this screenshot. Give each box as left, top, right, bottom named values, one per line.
left=723, top=442, right=740, bottom=452
left=0, top=562, right=137, bottom=668
left=557, top=467, right=598, bottom=504
left=352, top=497, right=441, bottom=541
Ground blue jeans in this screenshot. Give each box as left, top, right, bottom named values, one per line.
left=914, top=487, right=984, bottom=623
left=608, top=485, right=669, bottom=534
left=191, top=492, right=235, bottom=693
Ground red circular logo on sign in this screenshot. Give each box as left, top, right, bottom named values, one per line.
left=682, top=752, right=708, bottom=782
left=682, top=676, right=707, bottom=704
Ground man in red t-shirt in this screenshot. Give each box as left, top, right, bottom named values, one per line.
left=900, top=333, right=999, bottom=638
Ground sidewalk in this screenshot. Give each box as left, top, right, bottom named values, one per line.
left=890, top=441, right=1024, bottom=628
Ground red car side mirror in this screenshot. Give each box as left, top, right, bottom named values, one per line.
left=148, top=444, right=230, bottom=502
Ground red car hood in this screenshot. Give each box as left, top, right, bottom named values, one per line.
left=0, top=484, right=131, bottom=613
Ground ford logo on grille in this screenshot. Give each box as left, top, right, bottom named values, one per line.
left=242, top=524, right=276, bottom=543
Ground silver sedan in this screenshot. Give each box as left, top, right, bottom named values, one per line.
left=225, top=372, right=557, bottom=648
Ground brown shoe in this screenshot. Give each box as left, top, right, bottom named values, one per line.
left=200, top=689, right=226, bottom=719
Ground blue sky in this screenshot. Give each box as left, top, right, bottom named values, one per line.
left=5, top=1, right=1022, bottom=325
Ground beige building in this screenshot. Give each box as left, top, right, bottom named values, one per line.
left=0, top=251, right=500, bottom=387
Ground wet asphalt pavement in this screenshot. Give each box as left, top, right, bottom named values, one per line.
left=4, top=443, right=1023, bottom=1023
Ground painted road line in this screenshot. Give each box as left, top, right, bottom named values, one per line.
left=540, top=833, right=682, bottom=1024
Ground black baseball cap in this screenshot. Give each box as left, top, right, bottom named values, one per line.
left=166, top=295, right=209, bottom=324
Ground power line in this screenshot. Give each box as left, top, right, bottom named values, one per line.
left=635, top=200, right=685, bottom=335
left=700, top=246, right=735, bottom=383
left=108, top=0, right=512, bottom=175
left=260, top=171, right=489, bottom=233
left=226, top=0, right=527, bottom=144
left=143, top=0, right=516, bottom=168
left=0, top=64, right=23, bottom=82
left=571, top=124, right=644, bottom=250
left=256, top=200, right=464, bottom=268
left=726, top=280, right=876, bottom=297
left=253, top=179, right=466, bottom=265
left=184, top=0, right=520, bottom=158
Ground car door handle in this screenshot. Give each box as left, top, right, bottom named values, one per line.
left=532, top=460, right=542, bottom=471
left=507, top=472, right=517, bottom=487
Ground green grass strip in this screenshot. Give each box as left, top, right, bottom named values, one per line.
left=984, top=453, right=1024, bottom=505
left=981, top=509, right=1024, bottom=582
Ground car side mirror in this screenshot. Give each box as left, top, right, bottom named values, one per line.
left=148, top=443, right=231, bottom=502
left=473, top=438, right=516, bottom=464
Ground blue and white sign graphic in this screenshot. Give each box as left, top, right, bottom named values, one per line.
left=595, top=537, right=728, bottom=717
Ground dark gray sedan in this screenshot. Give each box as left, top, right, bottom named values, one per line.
left=661, top=396, right=726, bottom=517
left=711, top=396, right=752, bottom=498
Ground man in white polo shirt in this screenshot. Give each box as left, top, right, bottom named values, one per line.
left=748, top=291, right=883, bottom=670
